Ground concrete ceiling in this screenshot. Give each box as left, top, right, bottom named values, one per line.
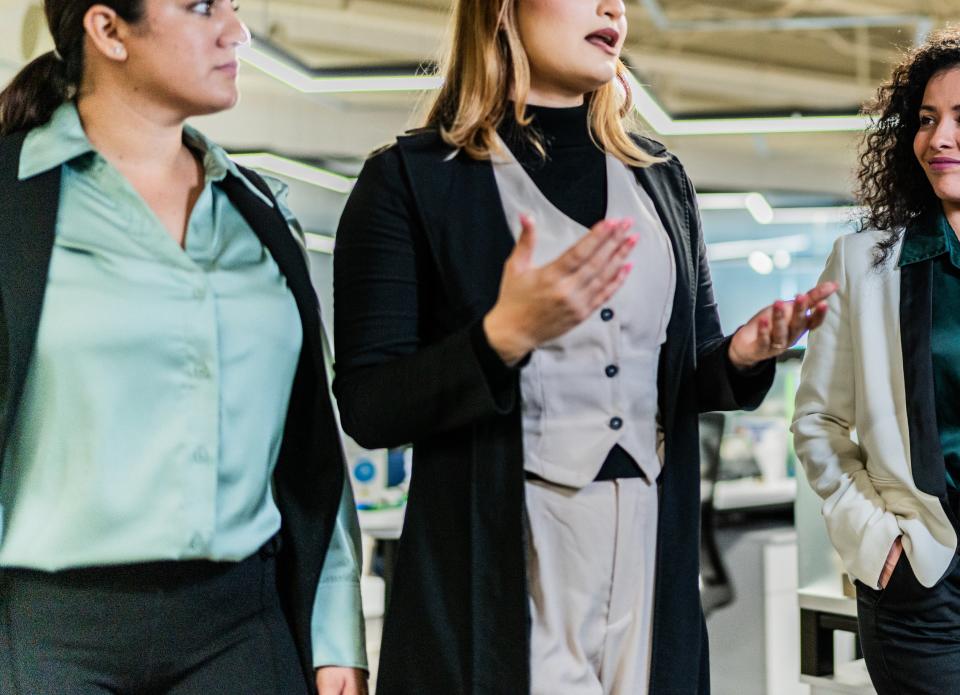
left=0, top=0, right=952, bottom=225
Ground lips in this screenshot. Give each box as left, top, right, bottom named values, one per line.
left=586, top=28, right=620, bottom=54
left=929, top=157, right=960, bottom=171
left=216, top=60, right=239, bottom=77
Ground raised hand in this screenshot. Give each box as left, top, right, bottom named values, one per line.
left=728, top=281, right=839, bottom=369
left=483, top=214, right=638, bottom=365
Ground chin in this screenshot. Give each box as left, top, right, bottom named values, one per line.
left=195, top=92, right=240, bottom=116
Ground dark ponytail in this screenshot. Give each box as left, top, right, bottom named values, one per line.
left=0, top=51, right=74, bottom=135
left=0, top=0, right=145, bottom=136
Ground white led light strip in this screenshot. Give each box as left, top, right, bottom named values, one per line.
left=237, top=43, right=443, bottom=94
left=239, top=38, right=868, bottom=135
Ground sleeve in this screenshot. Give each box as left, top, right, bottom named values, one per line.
left=791, top=235, right=901, bottom=588
left=332, top=147, right=519, bottom=450
left=255, top=173, right=368, bottom=668
left=675, top=164, right=775, bottom=411
left=309, top=471, right=368, bottom=670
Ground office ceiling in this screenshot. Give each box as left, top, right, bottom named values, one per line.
left=1, top=0, right=955, bottom=210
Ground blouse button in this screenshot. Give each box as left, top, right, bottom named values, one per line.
left=609, top=417, right=624, bottom=431
left=605, top=365, right=619, bottom=378
left=601, top=308, right=615, bottom=322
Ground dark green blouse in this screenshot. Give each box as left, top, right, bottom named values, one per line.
left=900, top=212, right=960, bottom=488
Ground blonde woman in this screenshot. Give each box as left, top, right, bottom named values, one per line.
left=334, top=0, right=834, bottom=693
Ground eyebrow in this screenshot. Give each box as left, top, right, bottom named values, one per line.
left=920, top=104, right=960, bottom=112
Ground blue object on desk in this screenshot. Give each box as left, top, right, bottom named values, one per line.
left=387, top=448, right=407, bottom=487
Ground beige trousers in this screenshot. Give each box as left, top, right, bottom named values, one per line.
left=525, top=477, right=659, bottom=695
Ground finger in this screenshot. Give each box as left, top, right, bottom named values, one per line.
left=770, top=301, right=789, bottom=350
left=572, top=218, right=635, bottom=283
left=583, top=232, right=639, bottom=297
left=804, top=281, right=838, bottom=305
left=554, top=218, right=623, bottom=274
left=756, top=315, right=772, bottom=354
left=591, top=262, right=633, bottom=308
left=788, top=293, right=809, bottom=336
left=803, top=301, right=829, bottom=332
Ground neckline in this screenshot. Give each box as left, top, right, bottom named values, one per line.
left=499, top=102, right=595, bottom=153
left=493, top=133, right=613, bottom=232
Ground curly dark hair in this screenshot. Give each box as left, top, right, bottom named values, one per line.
left=857, top=28, right=960, bottom=265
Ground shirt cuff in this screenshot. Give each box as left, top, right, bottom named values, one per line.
left=311, top=577, right=369, bottom=671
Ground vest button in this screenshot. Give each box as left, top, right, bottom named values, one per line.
left=609, top=417, right=623, bottom=430
left=601, top=308, right=615, bottom=321
left=605, top=365, right=619, bottom=378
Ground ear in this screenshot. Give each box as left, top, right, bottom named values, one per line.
left=83, top=4, right=129, bottom=62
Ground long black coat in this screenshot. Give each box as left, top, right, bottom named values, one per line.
left=0, top=132, right=344, bottom=695
left=333, top=130, right=774, bottom=694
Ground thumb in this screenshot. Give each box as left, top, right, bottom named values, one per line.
left=513, top=214, right=537, bottom=267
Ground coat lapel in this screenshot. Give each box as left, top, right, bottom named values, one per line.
left=0, top=132, right=61, bottom=454
left=396, top=133, right=515, bottom=320
left=899, top=254, right=948, bottom=498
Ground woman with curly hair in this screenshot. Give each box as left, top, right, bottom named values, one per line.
left=794, top=27, right=960, bottom=694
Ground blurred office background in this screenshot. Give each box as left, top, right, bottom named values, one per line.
left=3, top=2, right=952, bottom=692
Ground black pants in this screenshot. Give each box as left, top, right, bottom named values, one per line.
left=856, top=552, right=960, bottom=695
left=0, top=541, right=308, bottom=695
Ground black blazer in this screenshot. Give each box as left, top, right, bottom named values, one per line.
left=0, top=131, right=344, bottom=695
left=333, top=130, right=775, bottom=694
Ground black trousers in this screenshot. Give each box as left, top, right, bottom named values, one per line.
left=856, top=552, right=960, bottom=695
left=0, top=540, right=308, bottom=695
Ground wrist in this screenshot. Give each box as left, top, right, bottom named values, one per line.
left=728, top=332, right=758, bottom=371
left=483, top=309, right=531, bottom=367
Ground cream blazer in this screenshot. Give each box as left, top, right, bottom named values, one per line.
left=792, top=230, right=958, bottom=589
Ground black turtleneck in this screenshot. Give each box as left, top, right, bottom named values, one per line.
left=498, top=102, right=607, bottom=230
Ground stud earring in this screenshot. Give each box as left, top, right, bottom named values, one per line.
left=113, top=45, right=123, bottom=56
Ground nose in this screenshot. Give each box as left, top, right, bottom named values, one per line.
left=598, top=0, right=626, bottom=21
left=931, top=117, right=959, bottom=151
left=220, top=6, right=251, bottom=48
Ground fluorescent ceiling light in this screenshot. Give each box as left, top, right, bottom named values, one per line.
left=707, top=234, right=811, bottom=262
left=231, top=152, right=355, bottom=193
left=238, top=41, right=443, bottom=94
left=748, top=251, right=775, bottom=275
left=699, top=192, right=859, bottom=226
left=238, top=37, right=867, bottom=135
left=771, top=206, right=861, bottom=225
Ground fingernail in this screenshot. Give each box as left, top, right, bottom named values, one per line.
left=623, top=262, right=634, bottom=274
left=621, top=218, right=634, bottom=230
left=628, top=234, right=640, bottom=247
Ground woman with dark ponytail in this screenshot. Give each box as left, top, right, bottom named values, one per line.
left=0, top=2, right=367, bottom=694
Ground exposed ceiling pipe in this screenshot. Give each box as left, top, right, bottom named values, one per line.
left=639, top=0, right=934, bottom=46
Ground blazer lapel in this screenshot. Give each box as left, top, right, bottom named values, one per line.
left=0, top=132, right=61, bottom=453
left=899, top=255, right=948, bottom=498
left=397, top=134, right=515, bottom=319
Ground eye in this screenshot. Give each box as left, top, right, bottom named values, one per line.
left=189, top=0, right=214, bottom=15
left=919, top=114, right=936, bottom=127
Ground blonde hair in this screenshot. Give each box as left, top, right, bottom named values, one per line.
left=425, top=0, right=663, bottom=168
